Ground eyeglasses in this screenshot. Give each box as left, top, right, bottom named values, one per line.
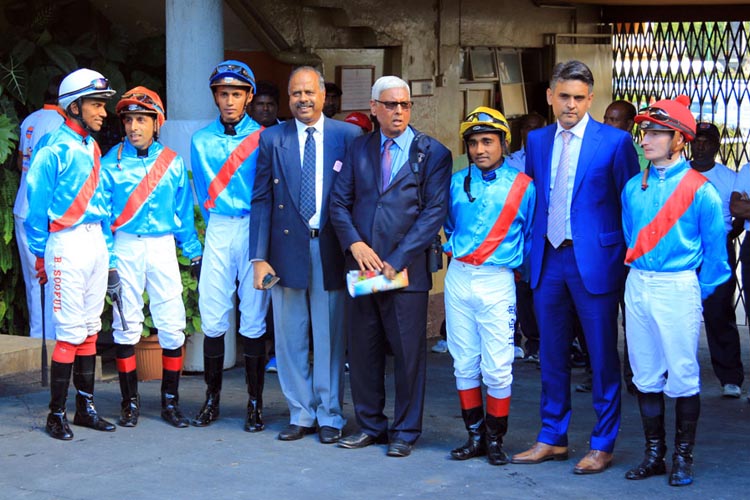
left=59, top=78, right=110, bottom=99
left=464, top=111, right=508, bottom=128
left=210, top=64, right=254, bottom=82
left=122, top=92, right=165, bottom=115
left=375, top=99, right=413, bottom=111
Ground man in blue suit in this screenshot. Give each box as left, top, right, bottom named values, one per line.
left=511, top=61, right=639, bottom=473
left=330, top=76, right=452, bottom=457
left=250, top=67, right=360, bottom=444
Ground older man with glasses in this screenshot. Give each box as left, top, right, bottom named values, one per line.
left=330, top=76, right=452, bottom=457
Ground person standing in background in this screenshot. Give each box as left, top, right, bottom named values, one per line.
left=14, top=76, right=64, bottom=339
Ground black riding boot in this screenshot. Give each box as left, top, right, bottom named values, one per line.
left=46, top=361, right=74, bottom=440
left=626, top=391, right=666, bottom=480
left=485, top=414, right=509, bottom=466
left=192, top=354, right=224, bottom=427
left=161, top=347, right=189, bottom=428
left=116, top=345, right=139, bottom=427
left=670, top=395, right=700, bottom=487
left=451, top=406, right=486, bottom=460
left=243, top=355, right=266, bottom=432
left=72, top=355, right=115, bottom=432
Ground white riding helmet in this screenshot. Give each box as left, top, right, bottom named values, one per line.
left=58, top=68, right=116, bottom=111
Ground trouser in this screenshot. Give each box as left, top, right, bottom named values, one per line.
left=445, top=260, right=515, bottom=398
left=199, top=214, right=269, bottom=339
left=703, top=238, right=743, bottom=387
left=514, top=279, right=539, bottom=355
left=348, top=290, right=428, bottom=444
left=625, top=269, right=702, bottom=398
left=272, top=237, right=346, bottom=429
left=15, top=215, right=54, bottom=339
left=45, top=223, right=107, bottom=344
left=533, top=244, right=621, bottom=452
left=113, top=232, right=185, bottom=350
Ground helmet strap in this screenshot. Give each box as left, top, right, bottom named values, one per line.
left=463, top=139, right=476, bottom=203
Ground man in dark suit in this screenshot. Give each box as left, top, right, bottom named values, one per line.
left=510, top=61, right=639, bottom=473
left=250, top=66, right=360, bottom=444
left=330, top=76, right=452, bottom=457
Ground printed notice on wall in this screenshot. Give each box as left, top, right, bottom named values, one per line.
left=337, top=66, right=375, bottom=111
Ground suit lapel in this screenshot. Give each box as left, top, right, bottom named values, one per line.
left=541, top=125, right=556, bottom=206
left=385, top=158, right=411, bottom=193
left=321, top=120, right=342, bottom=225
left=572, top=119, right=602, bottom=200
left=278, top=120, right=302, bottom=213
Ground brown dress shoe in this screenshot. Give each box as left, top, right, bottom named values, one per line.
left=511, top=442, right=569, bottom=464
left=573, top=450, right=613, bottom=474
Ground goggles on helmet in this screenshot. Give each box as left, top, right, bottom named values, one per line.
left=465, top=111, right=506, bottom=126
left=637, top=106, right=693, bottom=138
left=210, top=63, right=255, bottom=89
left=211, top=64, right=252, bottom=80
left=460, top=108, right=511, bottom=143
left=58, top=78, right=110, bottom=100
left=120, top=92, right=165, bottom=115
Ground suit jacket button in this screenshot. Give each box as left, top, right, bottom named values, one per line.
left=274, top=178, right=280, bottom=184
left=278, top=204, right=284, bottom=209
left=283, top=229, right=289, bottom=235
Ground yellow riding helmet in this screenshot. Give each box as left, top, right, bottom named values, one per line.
left=460, top=106, right=511, bottom=144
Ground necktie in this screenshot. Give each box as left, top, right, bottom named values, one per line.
left=381, top=138, right=394, bottom=191
left=300, top=127, right=316, bottom=221
left=547, top=130, right=572, bottom=248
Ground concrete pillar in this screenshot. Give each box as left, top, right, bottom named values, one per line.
left=158, top=1, right=238, bottom=368
left=160, top=0, right=223, bottom=164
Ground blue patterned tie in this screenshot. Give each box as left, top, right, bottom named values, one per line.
left=300, top=127, right=316, bottom=221
left=547, top=130, right=572, bottom=248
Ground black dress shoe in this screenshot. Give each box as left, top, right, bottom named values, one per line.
left=319, top=426, right=342, bottom=444
left=278, top=424, right=316, bottom=441
left=338, top=431, right=387, bottom=449
left=387, top=439, right=413, bottom=457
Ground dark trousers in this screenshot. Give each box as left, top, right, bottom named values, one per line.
left=514, top=279, right=540, bottom=355
left=347, top=290, right=428, bottom=445
left=706, top=237, right=744, bottom=386
left=533, top=244, right=622, bottom=452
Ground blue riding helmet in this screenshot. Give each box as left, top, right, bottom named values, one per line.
left=209, top=60, right=256, bottom=92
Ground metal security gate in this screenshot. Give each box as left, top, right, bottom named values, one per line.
left=613, top=21, right=750, bottom=324
left=612, top=21, right=750, bottom=170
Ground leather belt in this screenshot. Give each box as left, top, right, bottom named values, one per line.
left=548, top=238, right=573, bottom=248
left=310, top=229, right=319, bottom=238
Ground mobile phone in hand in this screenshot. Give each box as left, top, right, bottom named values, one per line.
left=262, top=273, right=280, bottom=290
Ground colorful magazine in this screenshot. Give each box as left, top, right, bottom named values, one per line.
left=346, top=269, right=409, bottom=297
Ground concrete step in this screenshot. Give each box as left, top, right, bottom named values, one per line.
left=0, top=334, right=102, bottom=393
left=0, top=334, right=55, bottom=378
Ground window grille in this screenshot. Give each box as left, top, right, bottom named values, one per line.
left=613, top=21, right=750, bottom=170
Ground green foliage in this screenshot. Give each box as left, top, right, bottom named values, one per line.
left=0, top=114, right=19, bottom=165
left=0, top=56, right=27, bottom=105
